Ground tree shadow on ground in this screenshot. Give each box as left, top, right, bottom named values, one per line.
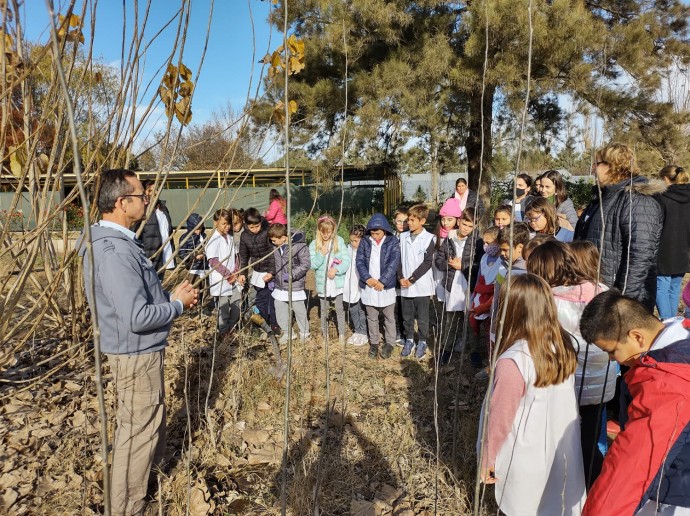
left=273, top=407, right=401, bottom=515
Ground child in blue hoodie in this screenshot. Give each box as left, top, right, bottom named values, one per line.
left=356, top=213, right=401, bottom=359
left=178, top=212, right=210, bottom=313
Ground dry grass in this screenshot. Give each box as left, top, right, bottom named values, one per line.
left=0, top=278, right=501, bottom=515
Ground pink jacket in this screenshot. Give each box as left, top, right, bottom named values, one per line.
left=264, top=198, right=287, bottom=224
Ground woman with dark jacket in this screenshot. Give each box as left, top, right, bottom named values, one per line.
left=574, top=143, right=666, bottom=311
left=656, top=165, right=690, bottom=319
left=140, top=180, right=175, bottom=279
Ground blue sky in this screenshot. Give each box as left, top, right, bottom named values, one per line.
left=24, top=0, right=275, bottom=148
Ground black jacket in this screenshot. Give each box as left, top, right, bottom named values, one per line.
left=434, top=230, right=483, bottom=293
left=178, top=213, right=207, bottom=271
left=141, top=200, right=174, bottom=270
left=238, top=218, right=275, bottom=274
left=657, top=183, right=690, bottom=276
left=574, top=177, right=666, bottom=310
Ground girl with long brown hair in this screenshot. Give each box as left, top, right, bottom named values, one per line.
left=525, top=196, right=574, bottom=242
left=527, top=241, right=615, bottom=489
left=480, top=273, right=585, bottom=515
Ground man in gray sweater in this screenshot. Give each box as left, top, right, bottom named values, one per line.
left=79, top=169, right=197, bottom=515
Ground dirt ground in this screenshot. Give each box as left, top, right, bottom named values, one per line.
left=0, top=270, right=496, bottom=515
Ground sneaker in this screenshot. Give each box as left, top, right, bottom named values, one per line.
left=380, top=344, right=393, bottom=359
left=355, top=333, right=369, bottom=346
left=349, top=334, right=366, bottom=347
left=415, top=340, right=427, bottom=359
left=278, top=334, right=289, bottom=346
left=395, top=335, right=403, bottom=347
left=401, top=339, right=415, bottom=358
left=469, top=352, right=483, bottom=369
left=474, top=368, right=490, bottom=381
left=368, top=345, right=379, bottom=359
left=299, top=332, right=311, bottom=343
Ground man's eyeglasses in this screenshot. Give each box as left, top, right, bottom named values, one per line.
left=121, top=193, right=149, bottom=202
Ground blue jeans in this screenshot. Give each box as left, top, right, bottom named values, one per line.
left=656, top=274, right=684, bottom=319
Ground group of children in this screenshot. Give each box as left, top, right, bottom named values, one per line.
left=176, top=194, right=690, bottom=514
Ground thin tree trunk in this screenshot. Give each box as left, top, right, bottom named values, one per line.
left=465, top=84, right=495, bottom=224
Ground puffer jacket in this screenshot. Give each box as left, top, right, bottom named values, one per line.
left=434, top=230, right=483, bottom=293
left=140, top=200, right=175, bottom=270
left=574, top=176, right=666, bottom=310
left=657, top=183, right=690, bottom=276
left=238, top=218, right=275, bottom=274
left=552, top=283, right=616, bottom=406
left=178, top=213, right=207, bottom=271
left=556, top=197, right=578, bottom=228
left=273, top=231, right=310, bottom=291
left=310, top=235, right=351, bottom=295
left=356, top=213, right=401, bottom=290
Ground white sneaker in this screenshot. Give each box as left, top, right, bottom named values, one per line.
left=353, top=334, right=368, bottom=346
left=346, top=334, right=358, bottom=345
left=300, top=332, right=311, bottom=343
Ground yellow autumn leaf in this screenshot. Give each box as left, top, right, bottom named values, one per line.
left=287, top=35, right=304, bottom=57
left=69, top=14, right=81, bottom=27
left=288, top=100, right=298, bottom=114
left=179, top=80, right=194, bottom=97
left=270, top=50, right=282, bottom=69
left=260, top=53, right=272, bottom=64
left=175, top=97, right=192, bottom=125
left=1, top=31, right=13, bottom=50
left=179, top=62, right=192, bottom=81
left=288, top=55, right=304, bottom=75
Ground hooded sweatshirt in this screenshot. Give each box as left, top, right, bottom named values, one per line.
left=178, top=213, right=207, bottom=272
left=657, top=183, right=690, bottom=276
left=78, top=224, right=182, bottom=355
left=356, top=213, right=401, bottom=290
left=552, top=282, right=616, bottom=405
left=272, top=231, right=310, bottom=291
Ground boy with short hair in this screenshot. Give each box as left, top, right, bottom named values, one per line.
left=238, top=207, right=277, bottom=330
left=399, top=204, right=436, bottom=359
left=356, top=213, right=401, bottom=359
left=268, top=223, right=311, bottom=343
left=580, top=290, right=690, bottom=516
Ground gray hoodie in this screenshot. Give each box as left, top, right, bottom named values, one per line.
left=78, top=224, right=183, bottom=355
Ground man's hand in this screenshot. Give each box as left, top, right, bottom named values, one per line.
left=238, top=274, right=246, bottom=285
left=399, top=278, right=412, bottom=288
left=327, top=267, right=337, bottom=280
left=171, top=280, right=198, bottom=310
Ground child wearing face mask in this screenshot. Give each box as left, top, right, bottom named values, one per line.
left=468, top=226, right=502, bottom=368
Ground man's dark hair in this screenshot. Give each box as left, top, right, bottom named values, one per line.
left=243, top=207, right=262, bottom=225
left=580, top=289, right=658, bottom=344
left=98, top=169, right=137, bottom=214
left=497, top=222, right=531, bottom=247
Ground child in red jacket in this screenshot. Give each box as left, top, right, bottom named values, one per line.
left=468, top=226, right=502, bottom=368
